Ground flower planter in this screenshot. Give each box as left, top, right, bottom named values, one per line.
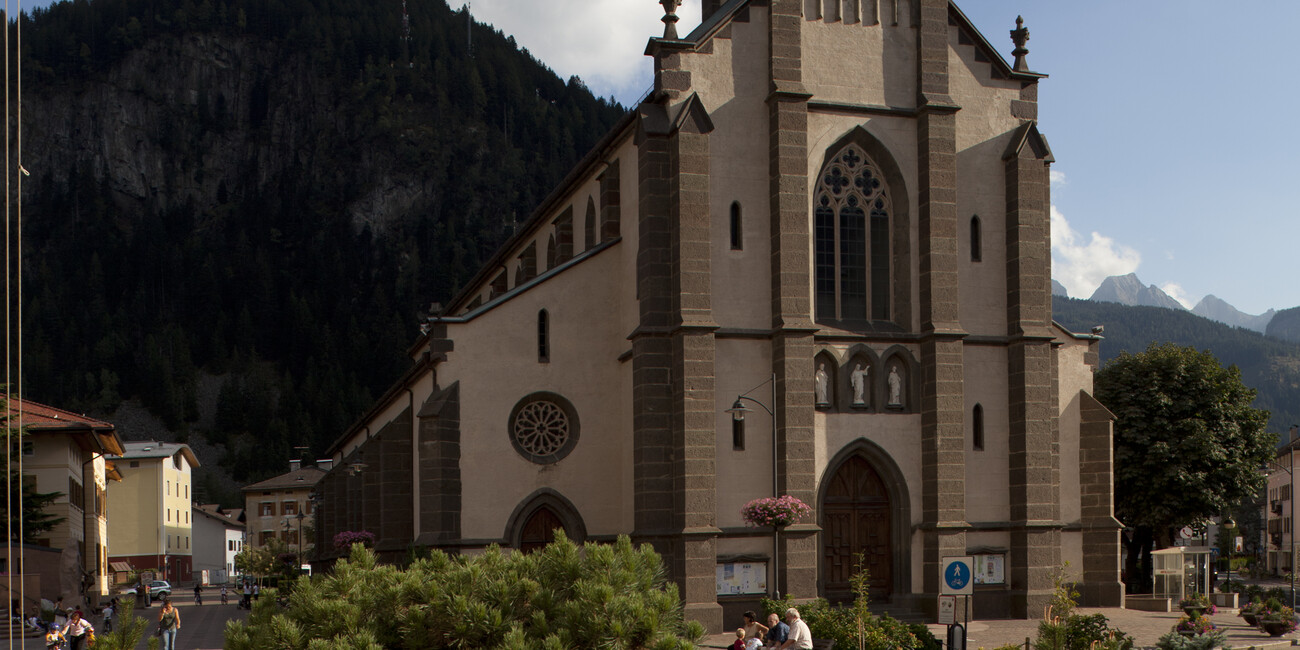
left=1181, top=606, right=1205, bottom=619
left=1260, top=620, right=1292, bottom=637
left=1242, top=613, right=1258, bottom=626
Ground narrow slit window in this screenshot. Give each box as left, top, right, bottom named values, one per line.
left=973, top=403, right=984, bottom=451
left=970, top=216, right=982, bottom=262
left=729, top=202, right=743, bottom=250
left=538, top=309, right=550, bottom=363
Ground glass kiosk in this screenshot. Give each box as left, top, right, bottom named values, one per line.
left=1153, top=546, right=1213, bottom=601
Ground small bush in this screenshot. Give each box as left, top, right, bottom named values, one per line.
left=1154, top=628, right=1228, bottom=650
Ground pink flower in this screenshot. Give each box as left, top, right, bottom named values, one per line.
left=741, top=496, right=812, bottom=527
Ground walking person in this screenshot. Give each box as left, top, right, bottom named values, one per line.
left=157, top=599, right=181, bottom=650
left=63, top=611, right=93, bottom=650
left=101, top=601, right=114, bottom=633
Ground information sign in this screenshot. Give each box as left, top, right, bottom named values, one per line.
left=941, top=556, right=974, bottom=596
left=938, top=595, right=957, bottom=625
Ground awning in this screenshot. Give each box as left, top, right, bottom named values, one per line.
left=110, top=562, right=132, bottom=572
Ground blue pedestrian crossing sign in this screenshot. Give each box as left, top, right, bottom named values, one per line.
left=941, top=556, right=974, bottom=595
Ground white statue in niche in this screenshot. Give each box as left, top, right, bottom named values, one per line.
left=887, top=366, right=903, bottom=407
left=851, top=363, right=869, bottom=406
left=815, top=363, right=830, bottom=406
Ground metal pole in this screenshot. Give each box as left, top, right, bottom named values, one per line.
left=1291, top=450, right=1295, bottom=610
left=770, top=373, right=778, bottom=600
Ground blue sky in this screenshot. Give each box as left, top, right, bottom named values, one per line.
left=20, top=0, right=1300, bottom=314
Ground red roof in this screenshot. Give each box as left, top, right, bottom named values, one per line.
left=1, top=395, right=115, bottom=430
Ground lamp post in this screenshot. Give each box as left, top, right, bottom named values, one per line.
left=1222, top=516, right=1236, bottom=602
left=296, top=511, right=306, bottom=569
left=725, top=373, right=778, bottom=597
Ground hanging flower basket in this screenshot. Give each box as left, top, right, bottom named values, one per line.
left=332, top=530, right=376, bottom=551
left=741, top=496, right=812, bottom=528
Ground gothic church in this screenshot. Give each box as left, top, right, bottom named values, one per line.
left=313, top=0, right=1123, bottom=629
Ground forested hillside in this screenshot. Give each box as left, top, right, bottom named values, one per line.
left=1053, top=296, right=1300, bottom=436
left=14, top=0, right=626, bottom=496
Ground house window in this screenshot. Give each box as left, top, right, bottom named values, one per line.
left=283, top=501, right=298, bottom=516
left=129, top=461, right=139, bottom=468
left=970, top=216, right=982, bottom=262
left=260, top=530, right=275, bottom=545
left=537, top=310, right=550, bottom=363
left=167, top=509, right=171, bottom=522
left=729, top=202, right=742, bottom=250
left=166, top=481, right=170, bottom=496
left=260, top=502, right=274, bottom=516
left=814, top=143, right=892, bottom=322
left=973, top=404, right=984, bottom=451
left=185, top=511, right=189, bottom=524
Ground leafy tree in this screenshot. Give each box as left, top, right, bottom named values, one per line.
left=225, top=533, right=704, bottom=650
left=1094, top=343, right=1274, bottom=593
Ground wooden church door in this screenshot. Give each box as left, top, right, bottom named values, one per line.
left=822, top=455, right=892, bottom=601
left=519, top=506, right=565, bottom=552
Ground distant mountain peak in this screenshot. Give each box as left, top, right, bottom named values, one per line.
left=1051, top=279, right=1068, bottom=298
left=1089, top=273, right=1186, bottom=311
left=1193, top=294, right=1275, bottom=333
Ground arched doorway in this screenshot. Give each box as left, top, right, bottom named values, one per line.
left=519, top=506, right=565, bottom=552
left=822, top=454, right=892, bottom=601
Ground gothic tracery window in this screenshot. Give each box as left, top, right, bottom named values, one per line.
left=509, top=392, right=580, bottom=464
left=815, top=144, right=892, bottom=322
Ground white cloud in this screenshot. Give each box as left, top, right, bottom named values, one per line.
left=467, top=0, right=701, bottom=104
left=1160, top=282, right=1196, bottom=309
left=1051, top=205, right=1141, bottom=299
left=1049, top=169, right=1067, bottom=186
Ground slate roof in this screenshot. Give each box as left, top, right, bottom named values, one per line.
left=3, top=394, right=125, bottom=455
left=114, top=440, right=201, bottom=468
left=242, top=466, right=327, bottom=492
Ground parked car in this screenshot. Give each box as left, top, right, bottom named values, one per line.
left=122, top=580, right=172, bottom=599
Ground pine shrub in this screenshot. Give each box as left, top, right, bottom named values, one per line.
left=224, top=532, right=704, bottom=649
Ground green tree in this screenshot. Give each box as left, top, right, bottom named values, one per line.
left=1094, top=343, right=1274, bottom=593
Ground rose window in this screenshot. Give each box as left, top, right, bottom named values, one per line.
left=509, top=393, right=580, bottom=464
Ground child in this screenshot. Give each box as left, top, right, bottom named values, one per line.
left=44, top=621, right=66, bottom=649
left=731, top=628, right=746, bottom=650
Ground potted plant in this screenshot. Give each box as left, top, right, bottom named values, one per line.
left=740, top=495, right=812, bottom=528
left=1175, top=614, right=1216, bottom=638
left=1179, top=593, right=1214, bottom=618
left=1240, top=600, right=1264, bottom=626
left=1257, top=602, right=1297, bottom=637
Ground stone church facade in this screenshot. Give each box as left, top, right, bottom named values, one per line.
left=314, top=0, right=1123, bottom=629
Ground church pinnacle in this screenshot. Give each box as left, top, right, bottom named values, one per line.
left=1010, top=16, right=1030, bottom=71
left=660, top=0, right=682, bottom=39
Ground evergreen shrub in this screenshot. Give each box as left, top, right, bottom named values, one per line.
left=224, top=532, right=704, bottom=649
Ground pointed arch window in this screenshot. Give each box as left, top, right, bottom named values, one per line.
left=972, top=403, right=984, bottom=451
left=970, top=216, right=982, bottom=262
left=537, top=309, right=550, bottom=363
left=815, top=144, right=892, bottom=322
left=729, top=201, right=743, bottom=250
left=585, top=197, right=597, bottom=250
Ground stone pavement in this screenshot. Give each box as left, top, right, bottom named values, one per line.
left=701, top=607, right=1300, bottom=649
left=0, top=594, right=247, bottom=650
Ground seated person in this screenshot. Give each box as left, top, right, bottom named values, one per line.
left=731, top=628, right=747, bottom=650
left=763, top=612, right=789, bottom=648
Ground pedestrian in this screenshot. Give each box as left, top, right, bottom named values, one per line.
left=63, top=611, right=93, bottom=650
left=157, top=599, right=181, bottom=650
left=252, top=583, right=260, bottom=602
left=101, top=601, right=114, bottom=633
left=44, top=622, right=66, bottom=649
left=241, top=581, right=252, bottom=609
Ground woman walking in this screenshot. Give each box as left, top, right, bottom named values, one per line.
left=157, top=599, right=181, bottom=650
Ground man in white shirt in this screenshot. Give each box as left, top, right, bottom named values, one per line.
left=779, top=608, right=813, bottom=650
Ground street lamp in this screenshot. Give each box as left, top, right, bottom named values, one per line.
left=725, top=373, right=779, bottom=597
left=296, top=511, right=306, bottom=568
left=1221, top=516, right=1237, bottom=602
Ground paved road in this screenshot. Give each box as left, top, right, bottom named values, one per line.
left=0, top=593, right=249, bottom=650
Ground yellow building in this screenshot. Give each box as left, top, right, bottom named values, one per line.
left=242, top=461, right=327, bottom=559
left=7, top=397, right=124, bottom=605
left=106, top=441, right=200, bottom=584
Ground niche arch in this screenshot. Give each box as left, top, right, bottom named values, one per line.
left=878, top=345, right=919, bottom=413
left=813, top=350, right=840, bottom=410
left=503, top=488, right=588, bottom=552
left=839, top=344, right=880, bottom=411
